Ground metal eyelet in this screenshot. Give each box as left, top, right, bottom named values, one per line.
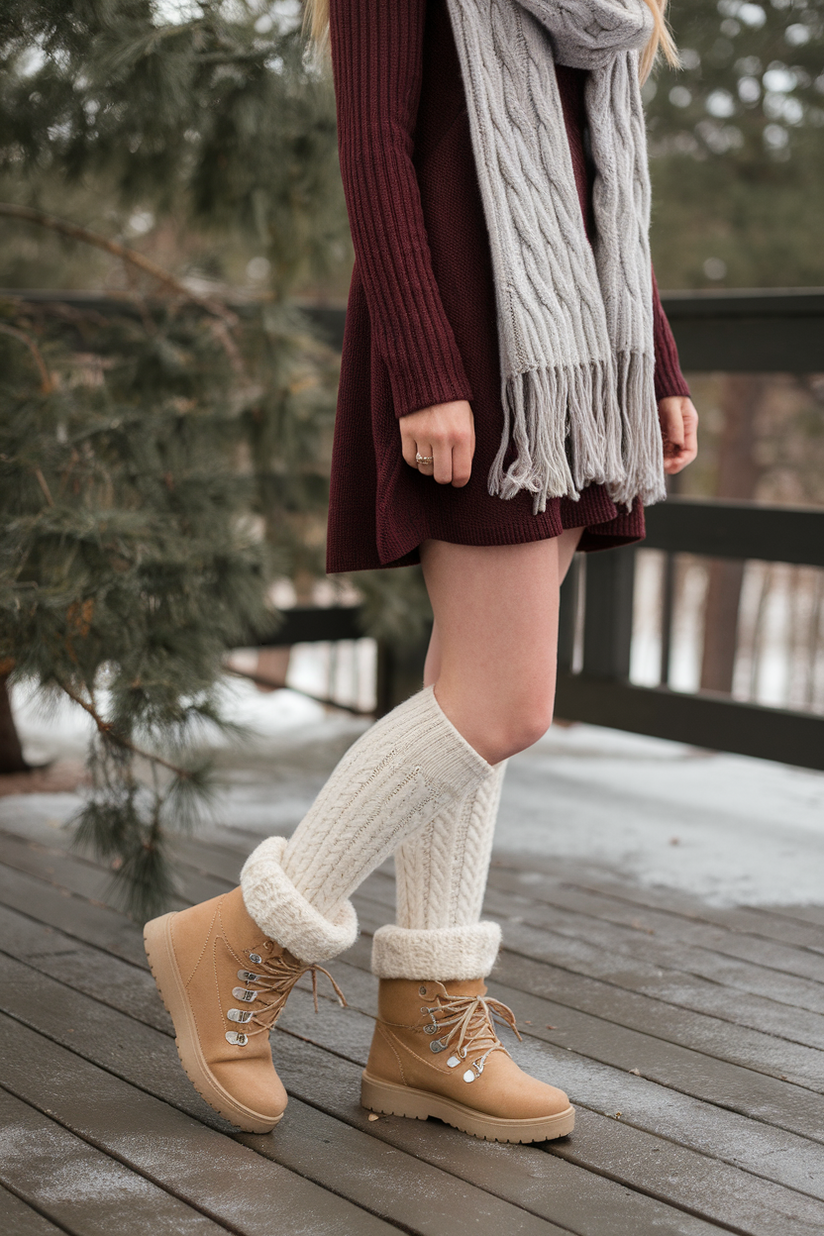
left=248, top=953, right=263, bottom=964
left=462, top=1059, right=485, bottom=1083
left=232, top=987, right=257, bottom=1002
left=429, top=1039, right=449, bottom=1054
left=225, top=1031, right=248, bottom=1046
left=419, top=985, right=427, bottom=996
left=227, top=1008, right=253, bottom=1023
left=424, top=1024, right=437, bottom=1035
left=237, top=969, right=260, bottom=983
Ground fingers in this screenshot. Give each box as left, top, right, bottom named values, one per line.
left=417, top=445, right=436, bottom=479
left=659, top=397, right=699, bottom=475
left=400, top=429, right=419, bottom=471
left=451, top=431, right=473, bottom=487
left=398, top=405, right=475, bottom=486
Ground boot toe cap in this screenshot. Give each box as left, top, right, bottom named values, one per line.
left=474, top=1057, right=571, bottom=1120
left=210, top=1058, right=288, bottom=1124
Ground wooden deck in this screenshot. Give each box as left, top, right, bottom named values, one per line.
left=1, top=808, right=823, bottom=1235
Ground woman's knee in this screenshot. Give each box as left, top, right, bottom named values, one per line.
left=482, top=691, right=555, bottom=761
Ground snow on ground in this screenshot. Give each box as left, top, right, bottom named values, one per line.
left=499, top=724, right=824, bottom=907
left=7, top=676, right=824, bottom=908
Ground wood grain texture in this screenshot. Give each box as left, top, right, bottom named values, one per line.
left=2, top=814, right=824, bottom=1236
left=0, top=1090, right=230, bottom=1236
left=0, top=1183, right=71, bottom=1236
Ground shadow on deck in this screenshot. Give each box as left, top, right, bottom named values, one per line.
left=1, top=799, right=823, bottom=1235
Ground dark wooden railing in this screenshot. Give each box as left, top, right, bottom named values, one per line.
left=7, top=287, right=824, bottom=767
left=556, top=500, right=824, bottom=771
left=556, top=289, right=824, bottom=771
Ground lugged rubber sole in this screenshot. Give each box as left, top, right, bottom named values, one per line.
left=361, top=1070, right=575, bottom=1144
left=144, top=911, right=285, bottom=1135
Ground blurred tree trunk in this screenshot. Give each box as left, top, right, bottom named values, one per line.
left=0, top=676, right=29, bottom=774
left=700, top=375, right=767, bottom=694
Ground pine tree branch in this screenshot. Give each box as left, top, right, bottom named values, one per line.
left=0, top=204, right=239, bottom=330
left=0, top=321, right=54, bottom=392
left=57, top=680, right=192, bottom=780
left=33, top=469, right=54, bottom=506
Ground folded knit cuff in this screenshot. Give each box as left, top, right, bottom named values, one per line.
left=240, top=835, right=358, bottom=964
left=371, top=922, right=502, bottom=981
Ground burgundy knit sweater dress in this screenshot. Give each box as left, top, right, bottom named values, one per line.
left=325, top=0, right=690, bottom=574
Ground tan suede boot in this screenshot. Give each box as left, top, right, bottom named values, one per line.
left=144, top=886, right=344, bottom=1133
left=362, top=978, right=574, bottom=1143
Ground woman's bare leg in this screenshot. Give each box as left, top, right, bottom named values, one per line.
left=421, top=528, right=583, bottom=765
left=423, top=528, right=580, bottom=688
left=390, top=527, right=583, bottom=971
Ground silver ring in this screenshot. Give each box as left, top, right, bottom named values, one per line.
left=416, top=453, right=434, bottom=466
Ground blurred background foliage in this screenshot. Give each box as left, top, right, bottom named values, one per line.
left=648, top=0, right=824, bottom=288
left=0, top=0, right=822, bottom=913
left=0, top=0, right=357, bottom=914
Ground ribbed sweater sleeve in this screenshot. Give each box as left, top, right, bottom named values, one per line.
left=652, top=266, right=691, bottom=401
left=329, top=0, right=474, bottom=418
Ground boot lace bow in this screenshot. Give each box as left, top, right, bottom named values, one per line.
left=225, top=943, right=346, bottom=1046
left=419, top=993, right=522, bottom=1083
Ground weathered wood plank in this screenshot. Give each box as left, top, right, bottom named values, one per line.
left=0, top=899, right=765, bottom=1236
left=0, top=1184, right=70, bottom=1235
left=494, top=864, right=824, bottom=956
left=271, top=1016, right=824, bottom=1236
left=0, top=829, right=225, bottom=914
left=240, top=1096, right=569, bottom=1236
left=353, top=887, right=824, bottom=1054
left=485, top=944, right=824, bottom=1094
left=4, top=850, right=823, bottom=1146
left=259, top=1039, right=733, bottom=1236
left=762, top=904, right=824, bottom=929
left=0, top=861, right=148, bottom=968
left=486, top=902, right=824, bottom=1015
left=0, top=904, right=735, bottom=1236
left=4, top=814, right=824, bottom=1234
left=7, top=855, right=822, bottom=1156
left=357, top=868, right=824, bottom=1015
left=6, top=835, right=824, bottom=1117
left=0, top=952, right=569, bottom=1235
left=485, top=869, right=824, bottom=984
left=297, top=923, right=824, bottom=1156
left=0, top=1089, right=230, bottom=1236
left=0, top=1014, right=401, bottom=1236
left=0, top=903, right=169, bottom=1032
left=277, top=950, right=824, bottom=1187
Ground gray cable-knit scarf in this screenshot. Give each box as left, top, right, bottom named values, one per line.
left=444, top=0, right=666, bottom=511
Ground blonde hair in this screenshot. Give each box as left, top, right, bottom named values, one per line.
left=302, top=0, right=678, bottom=80
left=639, top=0, right=680, bottom=81
left=303, top=0, right=330, bottom=49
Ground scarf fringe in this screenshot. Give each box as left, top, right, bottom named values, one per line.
left=488, top=353, right=665, bottom=514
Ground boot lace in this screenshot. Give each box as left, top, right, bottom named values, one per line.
left=419, top=993, right=522, bottom=1083
left=225, top=942, right=346, bottom=1046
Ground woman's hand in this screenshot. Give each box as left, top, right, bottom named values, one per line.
left=658, top=396, right=698, bottom=475
left=400, top=399, right=476, bottom=487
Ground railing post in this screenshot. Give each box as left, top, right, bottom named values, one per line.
left=658, top=551, right=676, bottom=687
left=374, top=623, right=433, bottom=718
left=557, top=556, right=581, bottom=674
left=581, top=546, right=636, bottom=680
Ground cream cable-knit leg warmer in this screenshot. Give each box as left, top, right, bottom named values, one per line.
left=371, top=762, right=506, bottom=981
left=240, top=686, right=490, bottom=965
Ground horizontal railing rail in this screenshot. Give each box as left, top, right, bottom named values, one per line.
left=556, top=498, right=824, bottom=771
left=6, top=286, right=824, bottom=369
left=659, top=287, right=824, bottom=372
left=301, top=288, right=824, bottom=370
